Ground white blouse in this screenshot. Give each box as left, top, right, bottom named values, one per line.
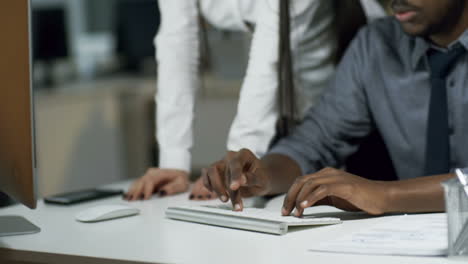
left=154, top=0, right=386, bottom=172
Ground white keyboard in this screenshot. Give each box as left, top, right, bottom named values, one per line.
left=166, top=204, right=341, bottom=235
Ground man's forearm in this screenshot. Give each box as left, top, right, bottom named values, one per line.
left=261, top=154, right=303, bottom=195
left=385, top=174, right=454, bottom=213
left=260, top=153, right=453, bottom=213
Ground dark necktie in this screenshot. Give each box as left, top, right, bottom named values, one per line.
left=424, top=45, right=465, bottom=175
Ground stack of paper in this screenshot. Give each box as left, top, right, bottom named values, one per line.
left=309, top=213, right=447, bottom=256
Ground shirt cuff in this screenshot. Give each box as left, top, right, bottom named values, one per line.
left=158, top=148, right=191, bottom=173
left=227, top=142, right=264, bottom=159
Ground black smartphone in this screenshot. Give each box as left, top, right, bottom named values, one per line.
left=44, top=188, right=124, bottom=205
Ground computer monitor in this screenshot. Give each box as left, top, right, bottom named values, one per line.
left=0, top=0, right=41, bottom=236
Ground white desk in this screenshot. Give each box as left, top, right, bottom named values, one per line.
left=0, top=181, right=461, bottom=264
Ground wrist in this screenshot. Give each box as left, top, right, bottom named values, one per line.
left=262, top=154, right=301, bottom=195
left=262, top=161, right=275, bottom=196
left=381, top=181, right=399, bottom=213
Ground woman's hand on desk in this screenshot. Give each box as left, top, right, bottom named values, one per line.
left=124, top=168, right=190, bottom=201
left=189, top=178, right=217, bottom=200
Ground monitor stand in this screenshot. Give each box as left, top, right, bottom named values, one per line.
left=0, top=215, right=40, bottom=237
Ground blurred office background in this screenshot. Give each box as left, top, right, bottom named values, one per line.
left=31, top=0, right=250, bottom=197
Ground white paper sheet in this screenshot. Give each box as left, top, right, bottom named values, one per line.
left=309, top=213, right=448, bottom=256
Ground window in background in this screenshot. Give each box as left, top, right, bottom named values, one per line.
left=115, top=0, right=160, bottom=74
left=32, top=6, right=69, bottom=88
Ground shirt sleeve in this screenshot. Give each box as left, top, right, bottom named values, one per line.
left=155, top=0, right=199, bottom=172
left=226, top=0, right=330, bottom=157
left=269, top=27, right=373, bottom=175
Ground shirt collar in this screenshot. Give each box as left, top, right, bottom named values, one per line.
left=410, top=37, right=430, bottom=69
left=459, top=29, right=468, bottom=50
left=410, top=28, right=468, bottom=69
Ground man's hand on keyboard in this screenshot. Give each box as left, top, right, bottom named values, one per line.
left=201, top=149, right=272, bottom=211
left=281, top=167, right=389, bottom=217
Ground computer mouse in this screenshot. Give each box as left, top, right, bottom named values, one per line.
left=75, top=204, right=140, bottom=223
